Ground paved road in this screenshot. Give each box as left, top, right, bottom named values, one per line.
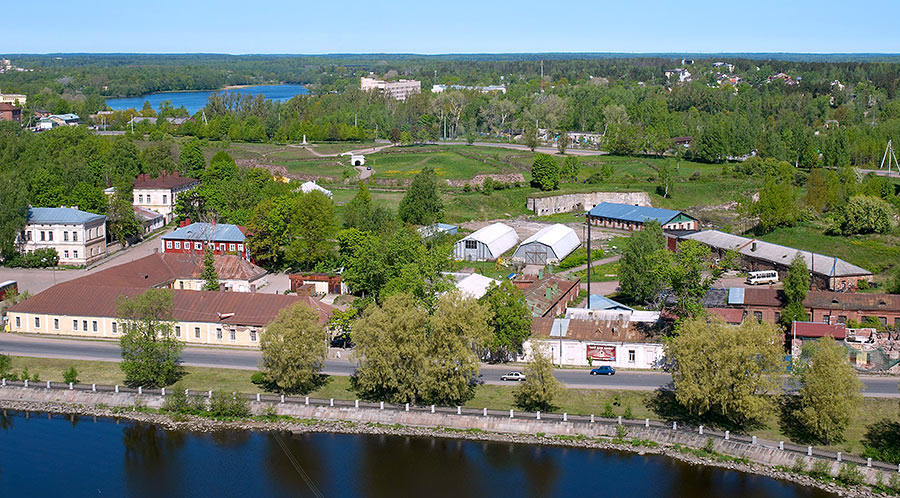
left=2, top=334, right=897, bottom=397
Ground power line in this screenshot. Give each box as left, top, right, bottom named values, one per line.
left=272, top=432, right=324, bottom=498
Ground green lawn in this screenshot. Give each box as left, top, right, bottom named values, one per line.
left=5, top=355, right=896, bottom=455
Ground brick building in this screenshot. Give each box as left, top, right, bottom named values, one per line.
left=0, top=103, right=21, bottom=123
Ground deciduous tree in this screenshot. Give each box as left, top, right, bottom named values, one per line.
left=514, top=343, right=563, bottom=412
left=793, top=337, right=862, bottom=444
left=618, top=220, right=668, bottom=305
left=398, top=166, right=443, bottom=225
left=260, top=302, right=328, bottom=394
left=667, top=317, right=785, bottom=426
left=530, top=153, right=560, bottom=191
left=479, top=281, right=532, bottom=362
left=178, top=139, right=206, bottom=178
left=117, top=289, right=183, bottom=387
left=286, top=190, right=337, bottom=270
left=781, top=253, right=810, bottom=327
left=0, top=172, right=28, bottom=261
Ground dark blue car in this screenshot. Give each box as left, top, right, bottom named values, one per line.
left=590, top=366, right=616, bottom=376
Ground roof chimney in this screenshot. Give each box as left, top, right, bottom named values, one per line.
left=751, top=241, right=757, bottom=252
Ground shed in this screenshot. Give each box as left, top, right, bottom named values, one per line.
left=418, top=223, right=458, bottom=239
left=453, top=223, right=518, bottom=261
left=512, top=223, right=580, bottom=265
left=454, top=273, right=500, bottom=299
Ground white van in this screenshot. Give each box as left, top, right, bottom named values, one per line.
left=746, top=270, right=779, bottom=285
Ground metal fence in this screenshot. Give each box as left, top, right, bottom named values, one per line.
left=2, top=377, right=898, bottom=474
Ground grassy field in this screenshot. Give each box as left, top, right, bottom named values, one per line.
left=6, top=355, right=896, bottom=455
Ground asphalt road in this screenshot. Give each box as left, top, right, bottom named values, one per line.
left=2, top=333, right=897, bottom=397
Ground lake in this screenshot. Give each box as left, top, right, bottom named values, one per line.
left=0, top=410, right=834, bottom=498
left=104, top=84, right=308, bottom=115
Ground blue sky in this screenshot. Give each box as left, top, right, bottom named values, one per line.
left=3, top=0, right=899, bottom=54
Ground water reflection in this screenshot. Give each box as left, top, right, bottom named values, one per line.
left=0, top=411, right=836, bottom=498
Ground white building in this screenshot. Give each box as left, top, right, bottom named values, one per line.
left=18, top=207, right=107, bottom=266
left=0, top=91, right=26, bottom=106
left=132, top=172, right=200, bottom=223
left=360, top=76, right=421, bottom=101
left=453, top=223, right=519, bottom=261
left=432, top=84, right=506, bottom=94
left=451, top=272, right=500, bottom=300
left=298, top=181, right=333, bottom=198
left=527, top=316, right=665, bottom=369
left=512, top=224, right=580, bottom=265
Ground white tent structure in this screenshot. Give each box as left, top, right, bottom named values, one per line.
left=453, top=222, right=519, bottom=261
left=298, top=181, right=333, bottom=198
left=453, top=273, right=501, bottom=299
left=513, top=224, right=580, bottom=265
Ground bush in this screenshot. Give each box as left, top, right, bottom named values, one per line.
left=62, top=366, right=78, bottom=384
left=162, top=388, right=192, bottom=414
left=602, top=403, right=615, bottom=418
left=792, top=457, right=806, bottom=473
left=809, top=459, right=832, bottom=479
left=836, top=463, right=864, bottom=486
left=0, top=354, right=10, bottom=378
left=207, top=391, right=251, bottom=418
left=623, top=405, right=633, bottom=419
left=5, top=248, right=59, bottom=268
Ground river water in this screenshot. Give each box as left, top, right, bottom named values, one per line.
left=104, top=83, right=308, bottom=115
left=0, top=410, right=834, bottom=498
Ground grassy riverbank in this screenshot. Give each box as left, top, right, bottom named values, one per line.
left=6, top=355, right=898, bottom=456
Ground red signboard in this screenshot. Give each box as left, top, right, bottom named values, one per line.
left=586, top=345, right=616, bottom=361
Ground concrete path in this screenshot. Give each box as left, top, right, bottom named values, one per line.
left=2, top=333, right=897, bottom=397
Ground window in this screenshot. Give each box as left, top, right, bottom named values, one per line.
left=175, top=326, right=181, bottom=338
left=73, top=250, right=78, bottom=259
left=238, top=244, right=244, bottom=252
left=216, top=328, right=223, bottom=340
left=40, top=231, right=45, bottom=241
left=752, top=311, right=763, bottom=322
left=838, top=315, right=847, bottom=324
left=175, top=241, right=181, bottom=249
left=179, top=281, right=184, bottom=289
left=63, top=232, right=69, bottom=242
left=229, top=329, right=236, bottom=341
left=92, top=321, right=98, bottom=332
left=15, top=316, right=21, bottom=328
left=73, top=320, right=78, bottom=331
left=64, top=251, right=69, bottom=259
left=34, top=317, right=40, bottom=328
left=195, top=242, right=202, bottom=250
left=250, top=330, right=257, bottom=342
left=112, top=322, right=117, bottom=334
left=53, top=318, right=59, bottom=330
left=464, top=240, right=477, bottom=249
left=166, top=241, right=172, bottom=249
left=194, top=327, right=201, bottom=339
left=48, top=231, right=53, bottom=241
left=139, top=194, right=144, bottom=203
left=229, top=243, right=236, bottom=252
left=82, top=320, right=88, bottom=332
left=219, top=243, right=226, bottom=251
left=26, top=230, right=32, bottom=241
left=72, top=231, right=77, bottom=242
left=163, top=194, right=167, bottom=204
left=879, top=317, right=887, bottom=326
left=628, top=350, right=636, bottom=362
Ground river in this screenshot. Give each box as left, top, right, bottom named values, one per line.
left=104, top=84, right=308, bottom=115
left=0, top=410, right=834, bottom=498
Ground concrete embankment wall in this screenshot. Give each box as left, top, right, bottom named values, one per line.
left=526, top=191, right=651, bottom=216
left=2, top=384, right=897, bottom=485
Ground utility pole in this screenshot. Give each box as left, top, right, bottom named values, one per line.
left=880, top=139, right=898, bottom=173
left=540, top=60, right=544, bottom=93
left=586, top=211, right=592, bottom=304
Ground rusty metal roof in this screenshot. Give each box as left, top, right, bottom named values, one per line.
left=521, top=275, right=580, bottom=317
left=531, top=317, right=659, bottom=343
left=803, top=291, right=900, bottom=312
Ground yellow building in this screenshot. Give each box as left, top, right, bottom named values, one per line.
left=6, top=254, right=332, bottom=348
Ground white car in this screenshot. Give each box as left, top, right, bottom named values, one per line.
left=500, top=371, right=526, bottom=382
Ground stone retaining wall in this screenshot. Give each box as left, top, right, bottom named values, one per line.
left=526, top=191, right=651, bottom=216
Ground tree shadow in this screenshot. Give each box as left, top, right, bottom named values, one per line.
left=861, top=419, right=900, bottom=464
left=645, top=388, right=767, bottom=433
left=776, top=394, right=821, bottom=445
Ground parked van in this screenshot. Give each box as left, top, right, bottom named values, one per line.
left=746, top=270, right=779, bottom=285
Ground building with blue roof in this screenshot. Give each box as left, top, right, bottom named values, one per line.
left=20, top=207, right=108, bottom=266
left=162, top=222, right=249, bottom=261
left=587, top=202, right=698, bottom=232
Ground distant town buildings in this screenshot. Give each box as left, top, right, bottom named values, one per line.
left=0, top=103, right=21, bottom=123
left=431, top=84, right=506, bottom=94
left=360, top=76, right=421, bottom=101
left=768, top=72, right=799, bottom=86
left=37, top=113, right=80, bottom=130
left=132, top=172, right=199, bottom=223
left=0, top=60, right=32, bottom=74
left=298, top=181, right=333, bottom=198
left=18, top=207, right=107, bottom=266
left=0, top=90, right=27, bottom=106
left=162, top=222, right=250, bottom=261
left=664, top=68, right=692, bottom=83
left=289, top=273, right=346, bottom=295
